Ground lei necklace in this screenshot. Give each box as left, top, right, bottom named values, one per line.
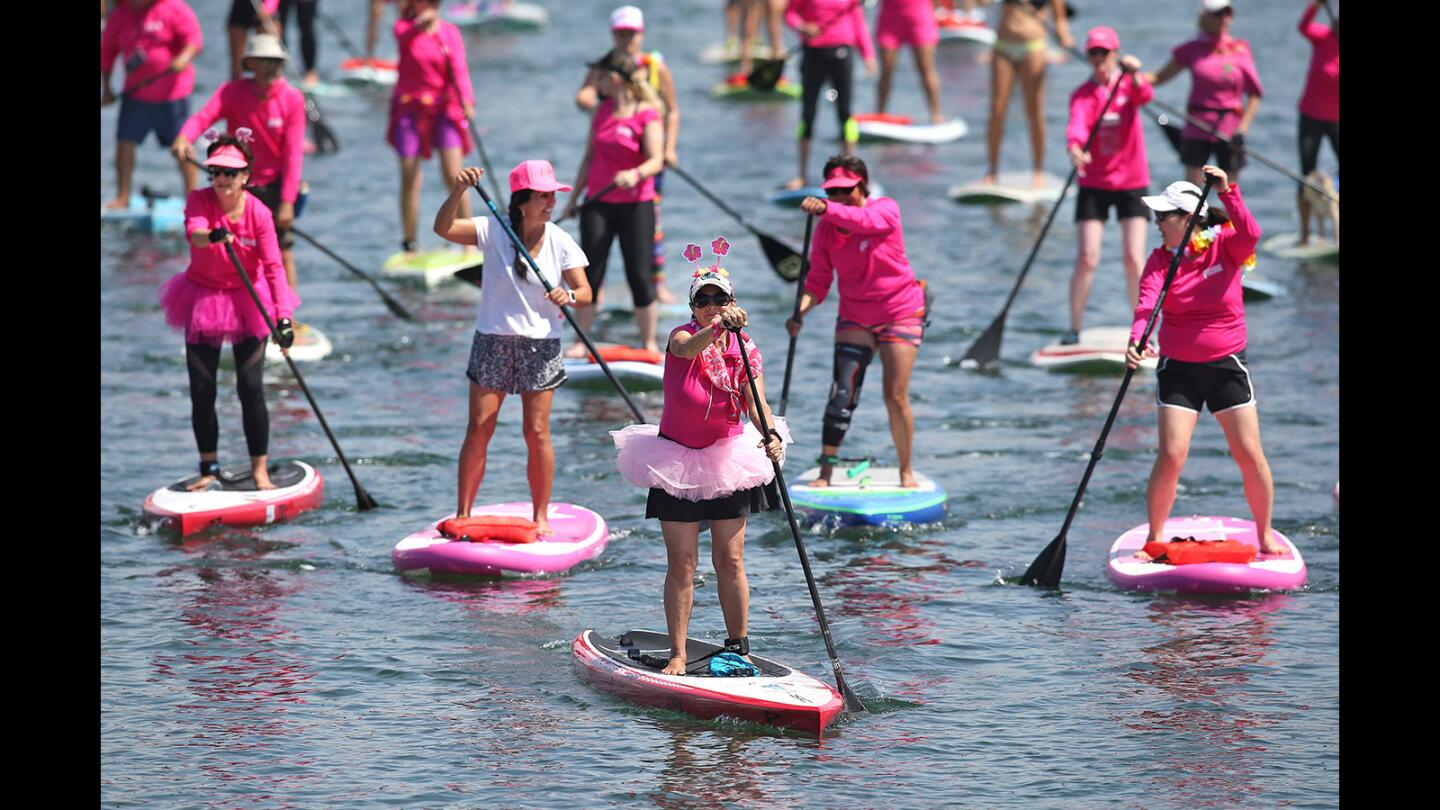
left=1189, top=222, right=1257, bottom=273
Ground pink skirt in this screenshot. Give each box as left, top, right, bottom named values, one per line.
left=159, top=272, right=301, bottom=347
left=611, top=418, right=793, bottom=502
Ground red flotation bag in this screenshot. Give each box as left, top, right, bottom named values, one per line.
left=1143, top=537, right=1257, bottom=565
left=587, top=345, right=662, bottom=364
left=854, top=112, right=914, bottom=126
left=439, top=516, right=539, bottom=544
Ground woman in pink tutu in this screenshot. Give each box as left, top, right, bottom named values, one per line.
left=158, top=131, right=300, bottom=491
left=611, top=242, right=788, bottom=676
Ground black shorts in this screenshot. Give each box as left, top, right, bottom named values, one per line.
left=1074, top=186, right=1147, bottom=222
left=1297, top=113, right=1340, bottom=178
left=646, top=481, right=780, bottom=523
left=1180, top=136, right=1248, bottom=174
left=1156, top=349, right=1255, bottom=414
left=228, top=0, right=261, bottom=28
left=246, top=183, right=295, bottom=249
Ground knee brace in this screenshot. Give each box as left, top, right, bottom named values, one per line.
left=822, top=343, right=873, bottom=447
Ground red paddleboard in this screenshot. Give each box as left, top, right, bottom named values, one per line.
left=142, top=460, right=324, bottom=535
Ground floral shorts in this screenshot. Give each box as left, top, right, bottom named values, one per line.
left=465, top=332, right=566, bottom=393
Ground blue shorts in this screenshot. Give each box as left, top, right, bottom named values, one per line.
left=117, top=96, right=189, bottom=147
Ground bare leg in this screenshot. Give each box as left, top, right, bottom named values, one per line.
left=710, top=517, right=750, bottom=642
left=635, top=301, right=660, bottom=354
left=660, top=520, right=701, bottom=675
left=738, top=0, right=759, bottom=77
left=228, top=25, right=248, bottom=80
left=179, top=154, right=197, bottom=194
left=438, top=146, right=476, bottom=254
left=1017, top=48, right=1048, bottom=187
left=1069, top=218, right=1104, bottom=332
left=1144, top=406, right=1200, bottom=544
left=566, top=301, right=597, bottom=358
left=787, top=138, right=812, bottom=189
left=1296, top=190, right=1312, bottom=245
left=456, top=383, right=505, bottom=517
left=251, top=454, right=275, bottom=490
left=912, top=44, right=944, bottom=123
left=1119, top=216, right=1146, bottom=309
left=399, top=155, right=423, bottom=250
left=985, top=51, right=1018, bottom=182
left=519, top=389, right=557, bottom=534
left=765, top=0, right=785, bottom=56
left=1214, top=404, right=1281, bottom=554
left=106, top=140, right=138, bottom=208
left=876, top=47, right=900, bottom=114
left=879, top=341, right=919, bottom=487
left=281, top=246, right=298, bottom=293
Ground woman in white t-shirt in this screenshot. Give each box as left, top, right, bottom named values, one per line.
left=434, top=160, right=593, bottom=533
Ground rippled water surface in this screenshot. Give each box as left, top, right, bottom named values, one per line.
left=102, top=1, right=1339, bottom=806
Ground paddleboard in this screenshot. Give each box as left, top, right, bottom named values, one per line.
left=266, top=322, right=333, bottom=364
left=142, top=459, right=324, bottom=535
left=788, top=462, right=948, bottom=526
left=304, top=81, right=354, bottom=98
left=1107, top=515, right=1307, bottom=594
left=572, top=629, right=845, bottom=737
left=1241, top=275, right=1285, bottom=302
left=698, top=41, right=778, bottom=64
left=338, top=57, right=398, bottom=86
left=381, top=249, right=484, bottom=288
left=948, top=172, right=1070, bottom=205
left=936, top=13, right=997, bottom=46
left=854, top=113, right=968, bottom=144
left=767, top=181, right=887, bottom=208
left=1258, top=233, right=1339, bottom=262
left=563, top=344, right=664, bottom=390
left=444, top=1, right=548, bottom=30
left=1333, top=481, right=1339, bottom=511
left=1030, top=326, right=1158, bottom=373
left=710, top=80, right=802, bottom=101
left=100, top=192, right=185, bottom=235
left=393, top=502, right=608, bottom=576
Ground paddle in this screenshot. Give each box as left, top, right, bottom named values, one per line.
left=667, top=165, right=804, bottom=282
left=778, top=214, right=815, bottom=416
left=247, top=0, right=341, bottom=153
left=468, top=182, right=649, bottom=425
left=115, top=68, right=173, bottom=100
left=220, top=241, right=379, bottom=511
left=1018, top=175, right=1216, bottom=588
left=747, top=0, right=865, bottom=92
left=730, top=327, right=866, bottom=713
left=289, top=227, right=415, bottom=321
left=555, top=181, right=618, bottom=223
left=956, top=65, right=1133, bottom=370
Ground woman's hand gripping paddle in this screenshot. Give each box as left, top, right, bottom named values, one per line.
left=1018, top=176, right=1217, bottom=588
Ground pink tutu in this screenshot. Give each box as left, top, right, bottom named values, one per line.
left=611, top=418, right=793, bottom=502
left=159, top=272, right=301, bottom=346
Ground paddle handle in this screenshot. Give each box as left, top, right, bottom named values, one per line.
left=778, top=214, right=815, bottom=417
left=471, top=183, right=648, bottom=425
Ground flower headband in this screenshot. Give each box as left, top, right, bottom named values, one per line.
left=684, top=236, right=731, bottom=279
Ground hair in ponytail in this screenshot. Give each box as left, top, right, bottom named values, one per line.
left=509, top=188, right=534, bottom=281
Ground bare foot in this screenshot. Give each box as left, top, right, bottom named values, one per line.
left=808, top=466, right=833, bottom=487
left=661, top=655, right=686, bottom=676
left=564, top=343, right=589, bottom=360
left=783, top=176, right=807, bottom=191
left=643, top=341, right=661, bottom=355
left=930, top=113, right=946, bottom=125
left=1258, top=530, right=1286, bottom=556
left=534, top=517, right=553, bottom=536
left=102, top=196, right=131, bottom=210
left=979, top=173, right=997, bottom=185
left=899, top=470, right=919, bottom=488
left=1032, top=171, right=1048, bottom=189
left=253, top=473, right=277, bottom=491
left=655, top=284, right=677, bottom=304
left=186, top=475, right=218, bottom=491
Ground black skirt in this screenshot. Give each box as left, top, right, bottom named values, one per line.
left=645, top=479, right=782, bottom=523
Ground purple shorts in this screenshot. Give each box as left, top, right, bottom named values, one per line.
left=391, top=113, right=465, bottom=158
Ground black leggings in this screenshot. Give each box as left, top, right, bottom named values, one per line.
left=799, top=45, right=854, bottom=142
left=277, top=0, right=319, bottom=73
left=581, top=200, right=657, bottom=308
left=186, top=338, right=269, bottom=458
left=1297, top=113, right=1339, bottom=179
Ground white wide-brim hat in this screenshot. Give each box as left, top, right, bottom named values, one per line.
left=243, top=34, right=289, bottom=63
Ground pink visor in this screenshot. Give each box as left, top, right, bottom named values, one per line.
left=509, top=159, right=572, bottom=193
left=205, top=144, right=250, bottom=169
left=820, top=166, right=866, bottom=189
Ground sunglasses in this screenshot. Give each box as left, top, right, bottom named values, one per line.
left=691, top=292, right=733, bottom=308
left=1153, top=210, right=1185, bottom=224
left=207, top=167, right=243, bottom=178
left=1087, top=48, right=1112, bottom=58
left=825, top=185, right=859, bottom=198
left=1206, top=8, right=1234, bottom=17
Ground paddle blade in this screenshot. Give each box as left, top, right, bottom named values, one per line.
left=759, top=233, right=803, bottom=282
left=747, top=58, right=785, bottom=91
left=453, top=262, right=485, bottom=288
left=354, top=483, right=379, bottom=512
left=1153, top=113, right=1183, bottom=158
left=380, top=293, right=415, bottom=322
left=958, top=311, right=1006, bottom=370
left=305, top=96, right=341, bottom=153
left=1018, top=534, right=1067, bottom=588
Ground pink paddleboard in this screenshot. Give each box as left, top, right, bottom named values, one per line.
left=1107, top=516, right=1307, bottom=594
left=393, top=502, right=608, bottom=576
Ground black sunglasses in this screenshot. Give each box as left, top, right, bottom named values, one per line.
left=207, top=167, right=243, bottom=178
left=825, top=185, right=858, bottom=199
left=1087, top=47, right=1112, bottom=58
left=691, top=292, right=733, bottom=308
left=1153, top=210, right=1185, bottom=224
left=1207, top=7, right=1234, bottom=17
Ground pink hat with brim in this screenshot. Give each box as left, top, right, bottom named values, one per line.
left=610, top=5, right=644, bottom=31
left=509, top=159, right=572, bottom=193
left=820, top=166, right=866, bottom=189
left=205, top=145, right=250, bottom=169
left=1085, top=26, right=1120, bottom=52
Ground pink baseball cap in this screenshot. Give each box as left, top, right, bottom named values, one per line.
left=820, top=165, right=866, bottom=190
left=610, top=6, right=644, bottom=31
left=205, top=144, right=250, bottom=169
left=508, top=160, right=572, bottom=193
left=1085, top=26, right=1120, bottom=52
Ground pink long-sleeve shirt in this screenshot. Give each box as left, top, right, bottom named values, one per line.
left=1067, top=72, right=1154, bottom=191
left=1129, top=185, right=1259, bottom=363
left=804, top=197, right=926, bottom=325
left=1171, top=34, right=1264, bottom=142
left=1297, top=5, right=1339, bottom=123
left=179, top=78, right=307, bottom=203
left=184, top=188, right=295, bottom=319
left=786, top=0, right=875, bottom=61
left=99, top=0, right=202, bottom=103
left=391, top=17, right=473, bottom=115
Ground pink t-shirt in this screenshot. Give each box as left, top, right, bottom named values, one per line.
left=183, top=188, right=294, bottom=320
left=586, top=99, right=660, bottom=204
left=1129, top=185, right=1260, bottom=363
left=1171, top=34, right=1264, bottom=142
left=876, top=0, right=938, bottom=50
left=786, top=0, right=875, bottom=61
left=1067, top=72, right=1154, bottom=191
left=658, top=325, right=763, bottom=450
left=804, top=196, right=926, bottom=326
left=1297, top=5, right=1339, bottom=123
left=391, top=18, right=474, bottom=115
left=179, top=78, right=307, bottom=203
left=99, top=0, right=202, bottom=103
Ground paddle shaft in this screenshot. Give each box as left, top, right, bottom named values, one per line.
left=470, top=183, right=648, bottom=425
left=315, top=8, right=364, bottom=59
left=667, top=165, right=766, bottom=237
left=290, top=226, right=415, bottom=321
left=667, top=165, right=802, bottom=281
left=778, top=214, right=815, bottom=416
left=247, top=0, right=340, bottom=153
left=1020, top=176, right=1217, bottom=587
left=959, top=67, right=1134, bottom=368
left=435, top=35, right=506, bottom=204
left=730, top=328, right=865, bottom=713
left=555, top=181, right=618, bottom=223
left=220, top=241, right=379, bottom=511
left=118, top=68, right=172, bottom=98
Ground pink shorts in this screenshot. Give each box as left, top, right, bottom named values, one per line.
left=876, top=3, right=939, bottom=50
left=835, top=315, right=925, bottom=348
left=391, top=113, right=464, bottom=158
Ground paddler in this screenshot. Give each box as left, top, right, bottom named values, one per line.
left=1295, top=0, right=1338, bottom=246
left=434, top=162, right=594, bottom=534
left=611, top=248, right=787, bottom=676
left=575, top=6, right=682, bottom=306
left=1124, top=166, right=1283, bottom=556
left=366, top=0, right=397, bottom=65
left=158, top=133, right=299, bottom=492
left=1062, top=27, right=1152, bottom=344
left=874, top=0, right=946, bottom=124
left=388, top=0, right=477, bottom=256
left=100, top=0, right=203, bottom=209
left=1144, top=0, right=1264, bottom=188
left=788, top=157, right=929, bottom=488
left=272, top=0, right=323, bottom=89
left=172, top=34, right=307, bottom=303
left=982, top=0, right=1072, bottom=190
left=782, top=0, right=876, bottom=191
left=733, top=0, right=786, bottom=82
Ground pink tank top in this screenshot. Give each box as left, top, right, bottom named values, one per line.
left=658, top=323, right=763, bottom=450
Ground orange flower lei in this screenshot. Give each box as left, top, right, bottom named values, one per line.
left=1189, top=223, right=1257, bottom=273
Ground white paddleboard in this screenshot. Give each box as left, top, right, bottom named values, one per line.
left=949, top=172, right=1069, bottom=205
left=855, top=115, right=968, bottom=144
left=1030, top=326, right=1157, bottom=372
left=381, top=249, right=484, bottom=288
left=698, top=41, right=778, bottom=64
left=1259, top=233, right=1339, bottom=262
left=1241, top=275, right=1285, bottom=302
left=444, top=1, right=548, bottom=30
left=266, top=322, right=332, bottom=364
left=936, top=19, right=997, bottom=46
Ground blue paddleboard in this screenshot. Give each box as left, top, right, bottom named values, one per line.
left=100, top=192, right=185, bottom=236
left=787, top=462, right=947, bottom=527
left=767, top=181, right=887, bottom=209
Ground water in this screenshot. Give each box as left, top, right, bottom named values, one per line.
left=101, top=1, right=1339, bottom=806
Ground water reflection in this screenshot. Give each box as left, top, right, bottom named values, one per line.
left=403, top=575, right=565, bottom=617
left=650, top=729, right=771, bottom=807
